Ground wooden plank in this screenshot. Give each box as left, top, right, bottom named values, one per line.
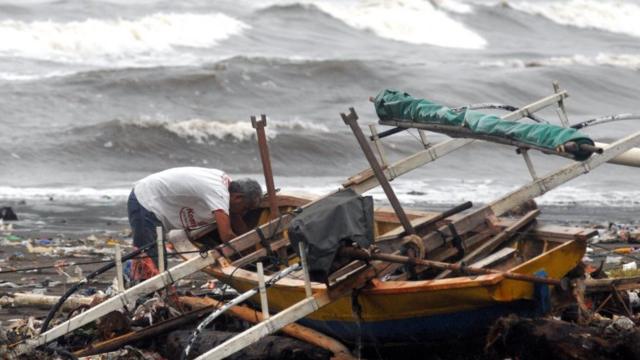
left=494, top=220, right=597, bottom=241
left=470, top=247, right=516, bottom=269
left=435, top=210, right=539, bottom=279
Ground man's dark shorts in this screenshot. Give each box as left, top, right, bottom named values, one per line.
left=127, top=190, right=165, bottom=268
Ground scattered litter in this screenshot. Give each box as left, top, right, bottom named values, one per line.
left=622, top=261, right=637, bottom=271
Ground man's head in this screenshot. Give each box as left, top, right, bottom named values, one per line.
left=228, top=179, right=263, bottom=215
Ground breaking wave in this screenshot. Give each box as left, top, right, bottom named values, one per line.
left=0, top=12, right=249, bottom=66
left=509, top=0, right=640, bottom=38
left=258, top=0, right=486, bottom=49
left=480, top=53, right=640, bottom=71
left=132, top=117, right=331, bottom=144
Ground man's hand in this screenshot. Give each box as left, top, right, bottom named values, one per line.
left=214, top=210, right=236, bottom=242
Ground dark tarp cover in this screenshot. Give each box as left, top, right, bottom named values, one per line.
left=289, top=189, right=374, bottom=283
left=374, top=89, right=595, bottom=160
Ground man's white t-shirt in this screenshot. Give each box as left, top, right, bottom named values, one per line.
left=133, top=167, right=232, bottom=230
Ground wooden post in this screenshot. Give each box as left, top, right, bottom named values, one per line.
left=299, top=242, right=313, bottom=298
left=257, top=262, right=270, bottom=320
left=157, top=226, right=165, bottom=272
left=114, top=243, right=125, bottom=292
left=553, top=81, right=570, bottom=127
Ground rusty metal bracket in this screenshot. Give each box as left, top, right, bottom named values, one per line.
left=251, top=114, right=280, bottom=220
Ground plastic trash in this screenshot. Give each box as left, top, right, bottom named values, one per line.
left=614, top=247, right=634, bottom=255
left=605, top=256, right=623, bottom=264
left=622, top=261, right=637, bottom=271
left=35, top=239, right=52, bottom=246
left=6, top=235, right=21, bottom=242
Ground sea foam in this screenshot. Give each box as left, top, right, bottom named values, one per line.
left=0, top=12, right=249, bottom=66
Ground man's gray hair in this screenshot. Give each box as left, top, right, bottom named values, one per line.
left=229, top=178, right=263, bottom=207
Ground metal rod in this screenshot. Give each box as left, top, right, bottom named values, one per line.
left=342, top=108, right=415, bottom=235
left=252, top=115, right=280, bottom=220
left=156, top=226, right=165, bottom=273
left=257, top=262, right=270, bottom=320
left=114, top=243, right=125, bottom=292
left=368, top=126, right=407, bottom=140
left=299, top=242, right=313, bottom=298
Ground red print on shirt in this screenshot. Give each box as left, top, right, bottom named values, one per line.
left=180, top=207, right=197, bottom=229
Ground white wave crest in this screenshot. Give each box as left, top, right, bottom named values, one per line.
left=257, top=0, right=486, bottom=49
left=0, top=186, right=130, bottom=201
left=0, top=13, right=249, bottom=65
left=510, top=0, right=640, bottom=38
left=316, top=0, right=486, bottom=49
left=164, top=119, right=258, bottom=143
left=0, top=70, right=72, bottom=82
left=132, top=117, right=330, bottom=144
left=480, top=53, right=640, bottom=71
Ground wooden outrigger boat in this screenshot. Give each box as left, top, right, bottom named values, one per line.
left=12, top=84, right=640, bottom=359
left=171, top=194, right=594, bottom=345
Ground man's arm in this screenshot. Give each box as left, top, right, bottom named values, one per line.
left=230, top=213, right=250, bottom=235
left=213, top=210, right=236, bottom=242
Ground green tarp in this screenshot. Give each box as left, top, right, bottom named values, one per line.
left=373, top=89, right=595, bottom=160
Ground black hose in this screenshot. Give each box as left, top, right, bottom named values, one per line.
left=39, top=242, right=156, bottom=333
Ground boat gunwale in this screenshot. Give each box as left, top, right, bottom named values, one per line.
left=209, top=238, right=582, bottom=295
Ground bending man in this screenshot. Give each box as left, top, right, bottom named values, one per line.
left=127, top=167, right=262, bottom=278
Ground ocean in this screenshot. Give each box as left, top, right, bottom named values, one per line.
left=0, top=0, right=639, bottom=233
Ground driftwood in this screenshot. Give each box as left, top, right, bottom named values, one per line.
left=164, top=329, right=331, bottom=360
left=73, top=306, right=214, bottom=357
left=0, top=292, right=95, bottom=311
left=486, top=315, right=640, bottom=360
